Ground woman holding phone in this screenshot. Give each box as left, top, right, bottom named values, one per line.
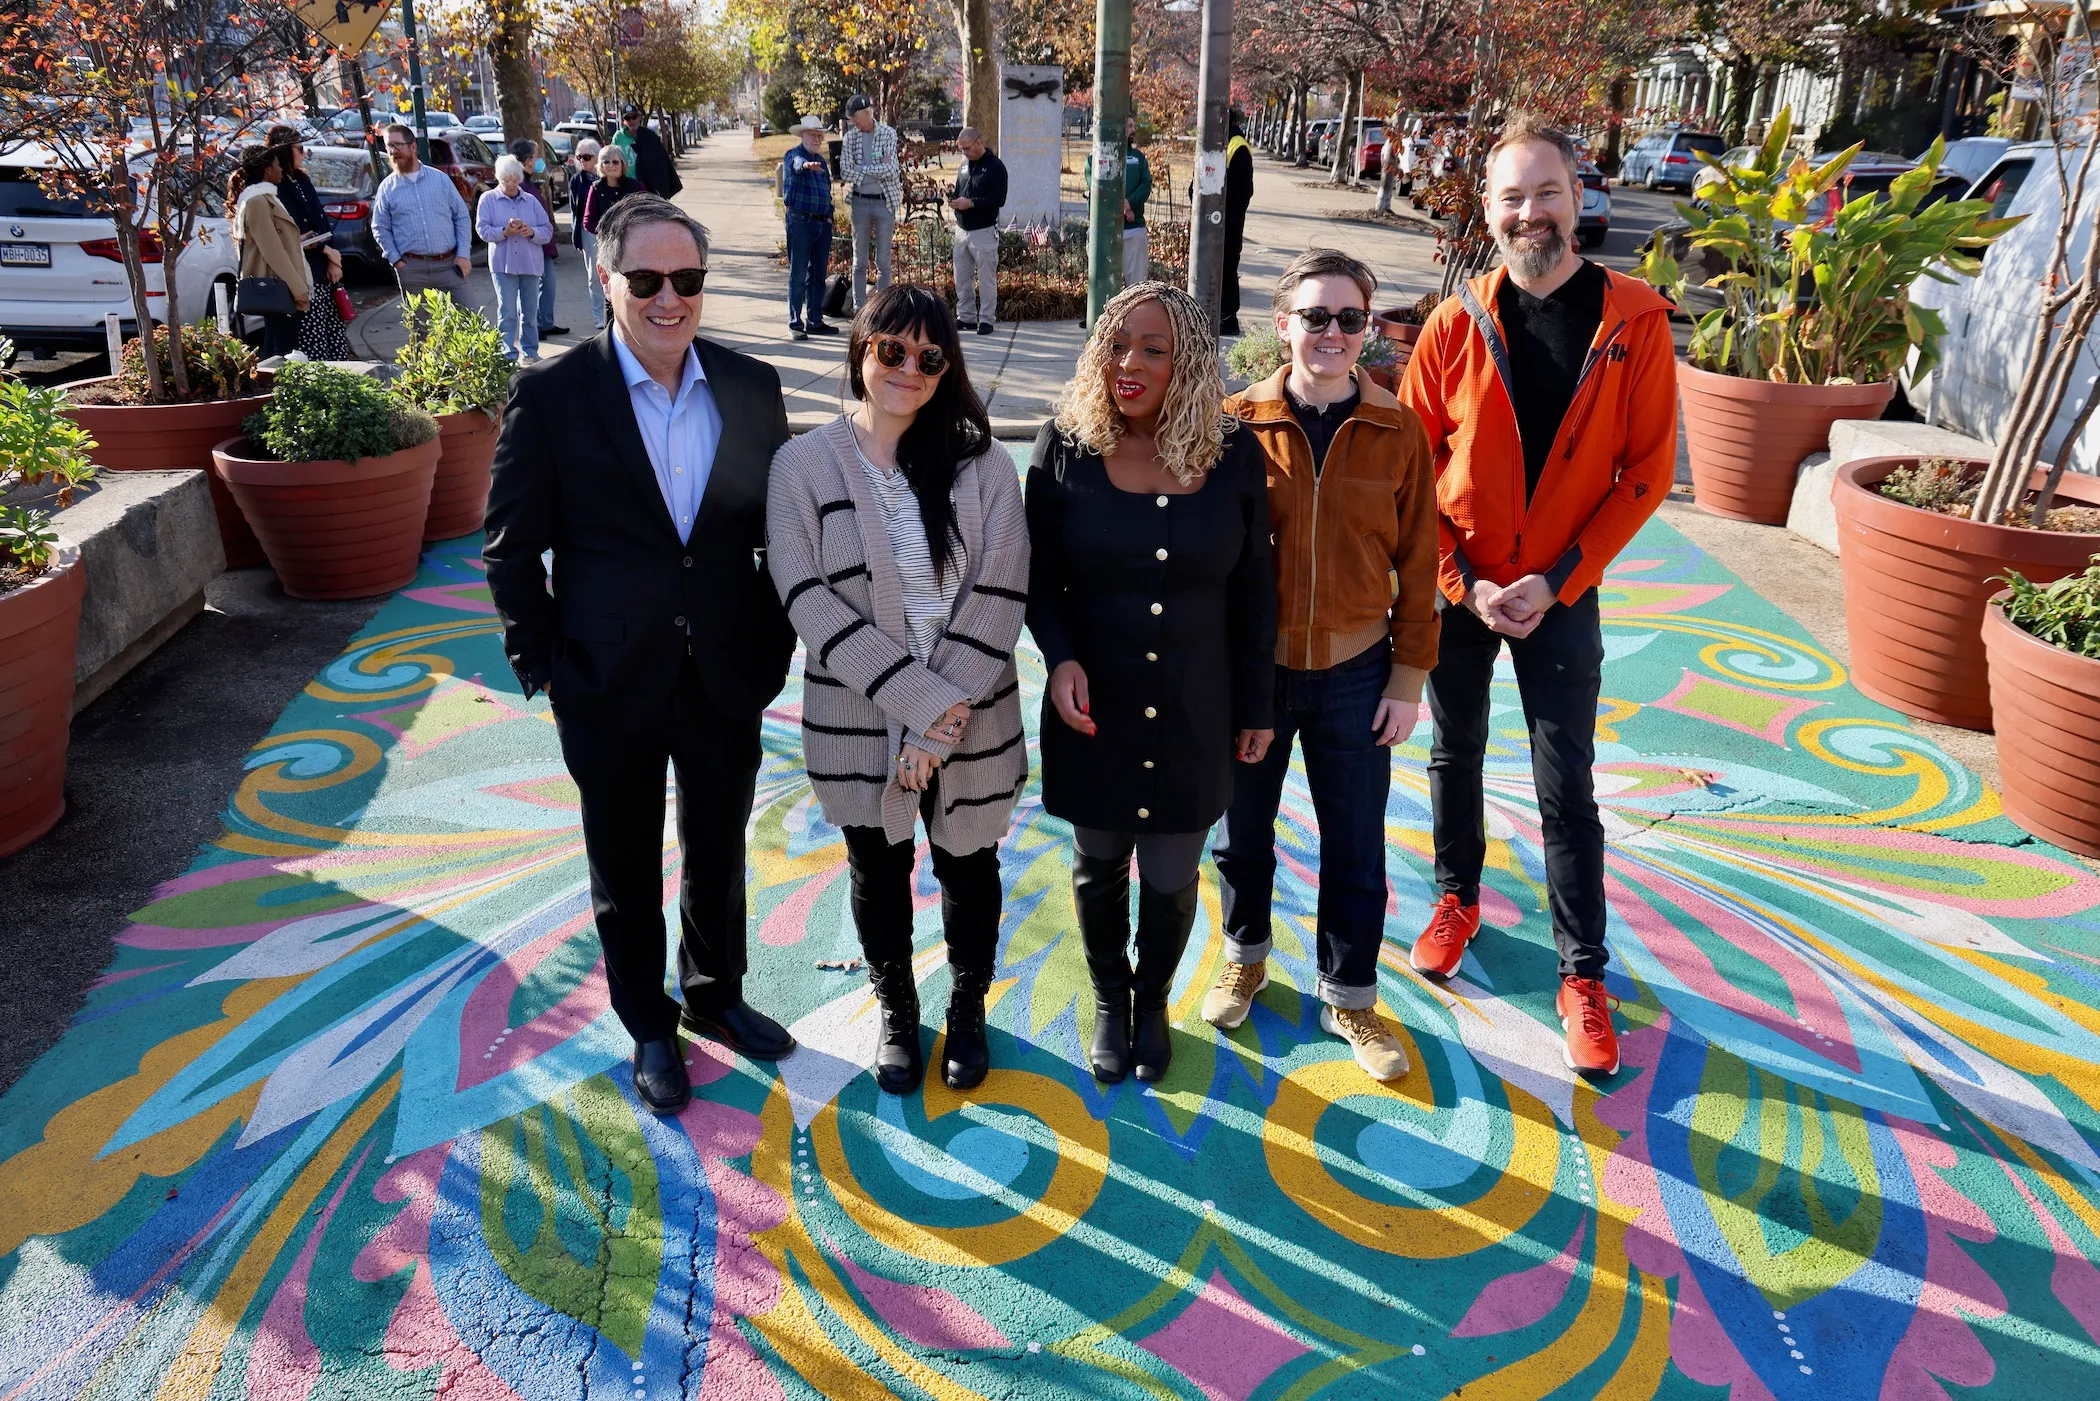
left=768, top=286, right=1030, bottom=1096
left=1025, top=281, right=1276, bottom=1085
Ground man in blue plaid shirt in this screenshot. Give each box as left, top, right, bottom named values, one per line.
left=780, top=115, right=839, bottom=340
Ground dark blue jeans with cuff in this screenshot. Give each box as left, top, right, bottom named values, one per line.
left=785, top=215, right=832, bottom=329
left=1212, top=639, right=1393, bottom=1011
left=1426, top=587, right=1607, bottom=981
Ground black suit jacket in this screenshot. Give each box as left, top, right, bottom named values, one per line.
left=482, top=330, right=796, bottom=718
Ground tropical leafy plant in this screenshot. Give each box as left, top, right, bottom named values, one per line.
left=242, top=362, right=438, bottom=464
left=87, top=321, right=261, bottom=406
left=0, top=343, right=98, bottom=590
left=1634, top=108, right=2019, bottom=386
left=1999, top=557, right=2100, bottom=660
left=392, top=291, right=514, bottom=419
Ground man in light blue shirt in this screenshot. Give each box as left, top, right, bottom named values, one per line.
left=372, top=123, right=473, bottom=311
left=610, top=300, right=721, bottom=540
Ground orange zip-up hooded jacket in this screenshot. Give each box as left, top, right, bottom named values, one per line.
left=1399, top=263, right=1678, bottom=606
left=1226, top=367, right=1441, bottom=702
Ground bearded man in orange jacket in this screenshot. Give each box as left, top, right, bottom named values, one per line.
left=1397, top=116, right=1678, bottom=1076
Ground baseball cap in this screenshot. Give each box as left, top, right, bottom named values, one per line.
left=845, top=95, right=873, bottom=115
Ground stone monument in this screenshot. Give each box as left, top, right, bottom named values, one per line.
left=998, top=65, right=1064, bottom=228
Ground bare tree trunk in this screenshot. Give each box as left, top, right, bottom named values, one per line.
left=1327, top=69, right=1360, bottom=185
left=490, top=10, right=544, bottom=161
left=1293, top=84, right=1309, bottom=167
left=951, top=0, right=999, bottom=145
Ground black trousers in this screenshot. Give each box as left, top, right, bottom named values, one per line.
left=1221, top=212, right=1247, bottom=322
left=841, top=782, right=1002, bottom=975
left=1426, top=589, right=1607, bottom=980
left=552, top=652, right=761, bottom=1042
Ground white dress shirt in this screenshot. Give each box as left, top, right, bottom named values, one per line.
left=611, top=327, right=722, bottom=545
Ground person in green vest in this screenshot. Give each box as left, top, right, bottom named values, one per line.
left=1085, top=116, right=1153, bottom=286
left=1221, top=110, right=1255, bottom=334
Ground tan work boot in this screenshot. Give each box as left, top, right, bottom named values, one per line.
left=1201, top=960, right=1269, bottom=1029
left=1321, top=1004, right=1409, bottom=1080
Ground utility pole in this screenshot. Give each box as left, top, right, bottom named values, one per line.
left=1087, top=0, right=1133, bottom=326
left=1187, top=0, right=1233, bottom=328
left=399, top=0, right=431, bottom=161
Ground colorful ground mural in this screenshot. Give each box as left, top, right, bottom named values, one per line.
left=4, top=519, right=2100, bottom=1400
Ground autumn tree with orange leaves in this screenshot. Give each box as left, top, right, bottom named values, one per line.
left=0, top=0, right=326, bottom=401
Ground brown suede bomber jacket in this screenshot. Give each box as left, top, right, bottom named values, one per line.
left=1226, top=367, right=1441, bottom=703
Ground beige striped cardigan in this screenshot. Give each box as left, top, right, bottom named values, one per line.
left=766, top=416, right=1031, bottom=852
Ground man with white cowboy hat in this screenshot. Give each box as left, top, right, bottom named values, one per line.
left=779, top=113, right=839, bottom=341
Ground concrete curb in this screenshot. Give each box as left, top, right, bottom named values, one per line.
left=54, top=470, right=224, bottom=712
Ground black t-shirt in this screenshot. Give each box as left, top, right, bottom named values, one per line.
left=1496, top=258, right=1607, bottom=501
left=1285, top=384, right=1359, bottom=476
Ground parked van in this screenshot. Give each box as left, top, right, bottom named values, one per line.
left=1905, top=141, right=2098, bottom=474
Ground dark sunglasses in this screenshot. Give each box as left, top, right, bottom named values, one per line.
left=869, top=335, right=947, bottom=375
left=1291, top=306, right=1371, bottom=334
left=619, top=267, right=706, bottom=297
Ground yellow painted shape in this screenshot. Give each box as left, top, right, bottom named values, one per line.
left=155, top=1075, right=397, bottom=1400
left=1262, top=1058, right=1559, bottom=1257
left=0, top=980, right=291, bottom=1257
left=1595, top=696, right=1642, bottom=744
left=236, top=730, right=565, bottom=847
left=300, top=619, right=497, bottom=704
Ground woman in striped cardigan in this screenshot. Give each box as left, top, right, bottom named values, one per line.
left=767, top=286, right=1030, bottom=1096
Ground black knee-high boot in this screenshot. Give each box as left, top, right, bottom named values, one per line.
left=867, top=961, right=924, bottom=1095
left=1073, top=851, right=1134, bottom=1082
left=1131, top=877, right=1199, bottom=1083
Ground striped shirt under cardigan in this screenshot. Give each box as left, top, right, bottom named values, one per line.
left=767, top=416, right=1030, bottom=852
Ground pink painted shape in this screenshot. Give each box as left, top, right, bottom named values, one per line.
left=1605, top=583, right=1732, bottom=616
left=1879, top=1117, right=2005, bottom=1400
left=348, top=681, right=521, bottom=760
left=87, top=962, right=181, bottom=991
left=759, top=861, right=844, bottom=947
left=1969, top=1120, right=2100, bottom=1348
left=681, top=1089, right=789, bottom=1400
left=1607, top=863, right=1862, bottom=1075
left=353, top=1146, right=527, bottom=1401
left=454, top=910, right=605, bottom=1092
left=824, top=1238, right=1011, bottom=1352
left=401, top=582, right=498, bottom=613
left=1450, top=1216, right=1587, bottom=1337
left=1138, top=1270, right=1312, bottom=1401
left=247, top=1144, right=374, bottom=1401
left=1608, top=558, right=1667, bottom=575
left=1479, top=885, right=1525, bottom=931
left=1647, top=672, right=1822, bottom=747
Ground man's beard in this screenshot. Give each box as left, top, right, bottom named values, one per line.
left=1496, top=218, right=1568, bottom=280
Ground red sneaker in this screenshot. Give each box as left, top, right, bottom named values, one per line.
left=1558, top=976, right=1621, bottom=1075
left=1408, top=893, right=1481, bottom=977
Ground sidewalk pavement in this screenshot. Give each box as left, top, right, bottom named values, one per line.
left=348, top=130, right=1466, bottom=437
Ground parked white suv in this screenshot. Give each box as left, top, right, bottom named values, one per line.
left=1903, top=142, right=2096, bottom=472
left=0, top=142, right=238, bottom=355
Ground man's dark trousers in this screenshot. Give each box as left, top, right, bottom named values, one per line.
left=786, top=215, right=831, bottom=328
left=1426, top=589, right=1607, bottom=980
left=1213, top=640, right=1392, bottom=1008
left=1221, top=208, right=1247, bottom=325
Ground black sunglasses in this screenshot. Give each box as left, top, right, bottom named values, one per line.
left=619, top=267, right=706, bottom=297
left=1292, top=306, right=1370, bottom=334
left=869, top=335, right=947, bottom=374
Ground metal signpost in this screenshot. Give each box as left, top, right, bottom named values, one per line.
left=1086, top=0, right=1132, bottom=326
left=1185, top=0, right=1232, bottom=329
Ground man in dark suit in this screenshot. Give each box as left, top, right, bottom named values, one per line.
left=483, top=193, right=797, bottom=1115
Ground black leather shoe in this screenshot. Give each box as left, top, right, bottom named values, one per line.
left=790, top=325, right=809, bottom=341
left=680, top=997, right=796, bottom=1060
left=808, top=321, right=841, bottom=335
left=867, top=961, right=924, bottom=1095
left=632, top=1038, right=691, bottom=1114
left=544, top=324, right=570, bottom=336
left=976, top=321, right=995, bottom=335
left=943, top=965, right=992, bottom=1089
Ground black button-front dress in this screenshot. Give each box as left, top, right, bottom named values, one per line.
left=1024, top=420, right=1277, bottom=834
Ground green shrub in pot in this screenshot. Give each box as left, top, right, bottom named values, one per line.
left=1999, top=557, right=2100, bottom=658
left=391, top=290, right=514, bottom=419
left=0, top=358, right=97, bottom=593
left=241, top=361, right=438, bottom=464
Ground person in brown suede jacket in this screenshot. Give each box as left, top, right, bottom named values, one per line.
left=1205, top=248, right=1440, bottom=1083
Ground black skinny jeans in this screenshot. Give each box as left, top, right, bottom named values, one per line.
left=841, top=782, right=1003, bottom=975
left=1426, top=588, right=1607, bottom=980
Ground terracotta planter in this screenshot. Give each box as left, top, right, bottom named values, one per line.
left=425, top=410, right=499, bottom=542
left=1832, top=456, right=2100, bottom=731
left=1372, top=313, right=1423, bottom=344
left=63, top=379, right=272, bottom=568
left=212, top=436, right=441, bottom=601
left=1983, top=596, right=2100, bottom=857
left=0, top=544, right=84, bottom=859
left=1362, top=365, right=1397, bottom=392
left=1677, top=360, right=1893, bottom=524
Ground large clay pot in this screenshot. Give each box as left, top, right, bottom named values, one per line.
left=424, top=410, right=499, bottom=542
left=1677, top=360, right=1893, bottom=524
left=1832, top=456, right=2100, bottom=730
left=63, top=379, right=272, bottom=567
left=0, top=543, right=84, bottom=859
left=212, top=436, right=441, bottom=601
left=1983, top=595, right=2100, bottom=857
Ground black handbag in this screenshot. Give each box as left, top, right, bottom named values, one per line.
left=235, top=275, right=297, bottom=317
left=823, top=273, right=851, bottom=320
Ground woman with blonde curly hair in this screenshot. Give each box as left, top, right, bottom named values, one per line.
left=1025, top=281, right=1277, bottom=1085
